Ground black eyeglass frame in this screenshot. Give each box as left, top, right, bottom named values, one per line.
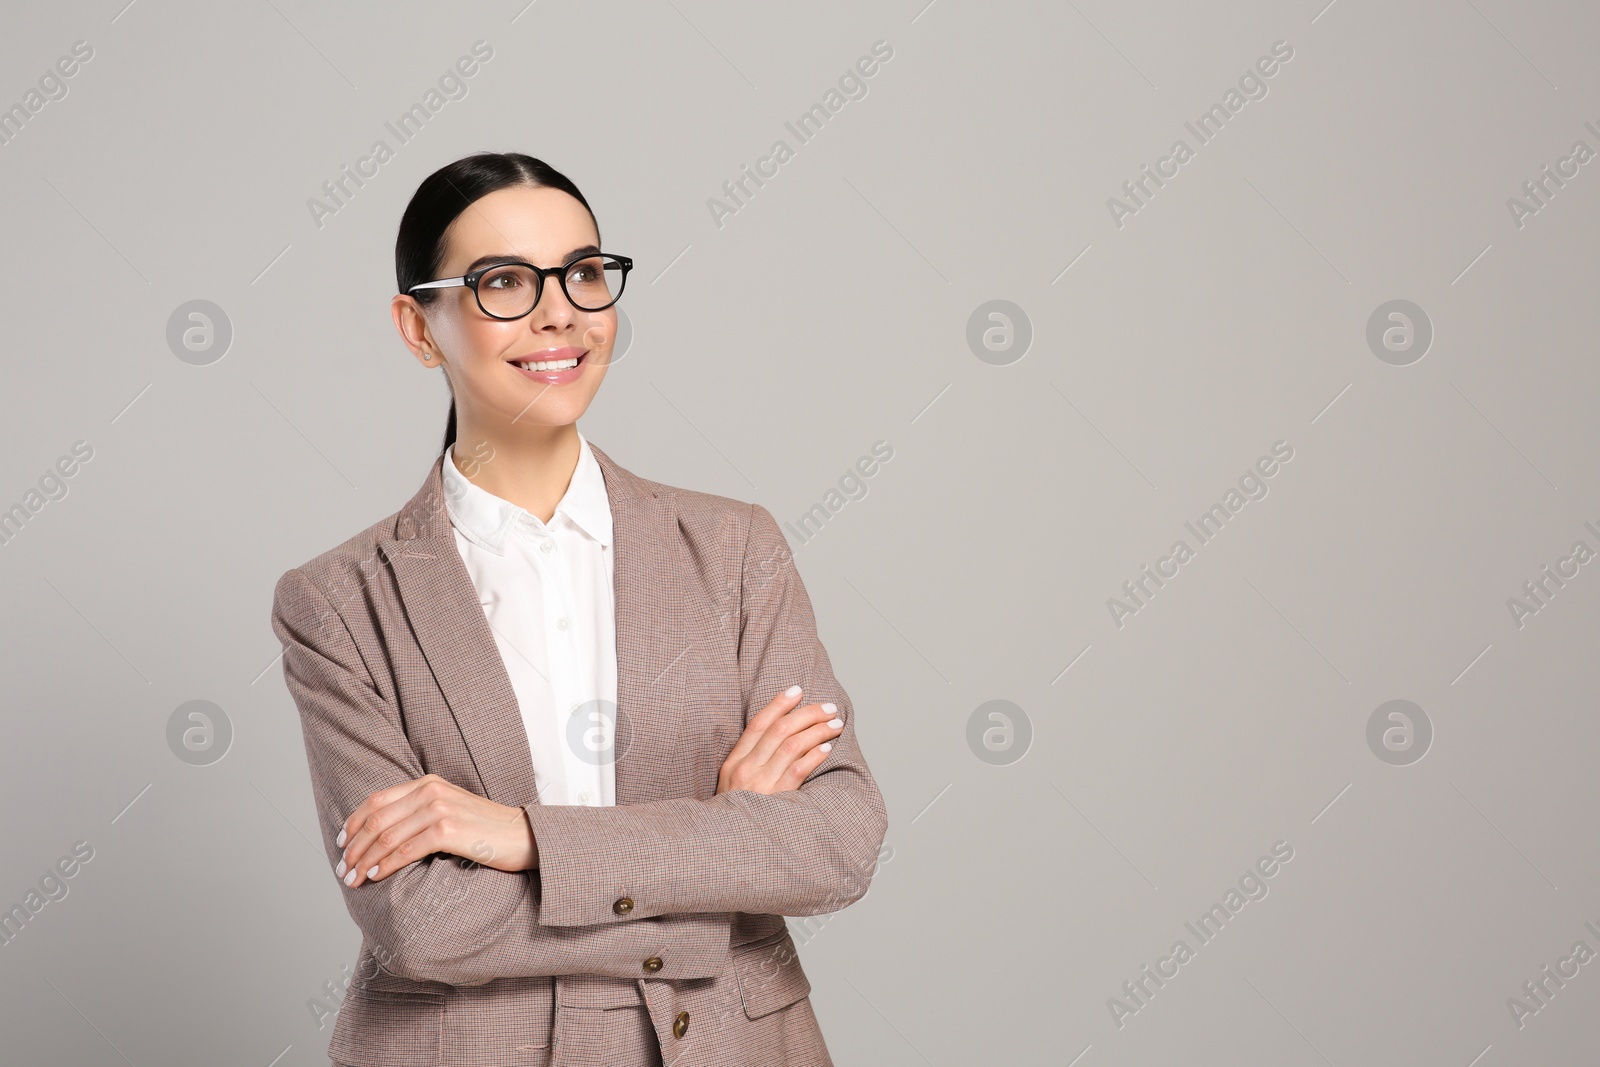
left=407, top=253, right=633, bottom=319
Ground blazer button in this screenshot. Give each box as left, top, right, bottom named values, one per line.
left=642, top=955, right=663, bottom=973
left=673, top=1010, right=690, bottom=1039
left=613, top=896, right=634, bottom=915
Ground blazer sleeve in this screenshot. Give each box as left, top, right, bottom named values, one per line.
left=523, top=502, right=891, bottom=927
left=271, top=567, right=732, bottom=986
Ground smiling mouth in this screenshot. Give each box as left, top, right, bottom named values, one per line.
left=510, top=352, right=585, bottom=372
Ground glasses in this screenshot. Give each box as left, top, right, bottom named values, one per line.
left=408, top=253, right=632, bottom=319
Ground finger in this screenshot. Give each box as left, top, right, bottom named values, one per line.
left=340, top=781, right=435, bottom=883
left=340, top=774, right=437, bottom=849
left=346, top=820, right=446, bottom=887
left=750, top=701, right=834, bottom=766
left=341, top=781, right=426, bottom=878
left=346, top=802, right=449, bottom=887
left=727, top=685, right=805, bottom=763
left=738, top=723, right=837, bottom=796
left=761, top=714, right=842, bottom=777
left=748, top=701, right=831, bottom=765
left=776, top=740, right=836, bottom=791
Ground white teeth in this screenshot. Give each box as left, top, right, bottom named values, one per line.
left=515, top=357, right=580, bottom=371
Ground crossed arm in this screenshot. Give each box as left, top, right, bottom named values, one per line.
left=271, top=504, right=888, bottom=986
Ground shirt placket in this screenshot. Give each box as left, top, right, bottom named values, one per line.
left=535, top=518, right=600, bottom=807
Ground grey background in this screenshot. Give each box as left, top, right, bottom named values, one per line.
left=2, top=0, right=1596, bottom=1063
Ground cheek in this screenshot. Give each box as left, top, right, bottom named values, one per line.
left=581, top=312, right=619, bottom=358
left=464, top=317, right=519, bottom=354
left=430, top=304, right=484, bottom=353
left=441, top=319, right=519, bottom=381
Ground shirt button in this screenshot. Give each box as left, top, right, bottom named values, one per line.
left=642, top=956, right=663, bottom=973
left=613, top=896, right=635, bottom=915
left=673, top=1011, right=690, bottom=1039
left=576, top=790, right=590, bottom=803
left=540, top=539, right=556, bottom=553
left=556, top=618, right=569, bottom=630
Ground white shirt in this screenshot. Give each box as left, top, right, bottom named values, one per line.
left=441, top=431, right=617, bottom=808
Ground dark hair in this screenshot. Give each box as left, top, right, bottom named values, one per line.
left=395, top=152, right=600, bottom=455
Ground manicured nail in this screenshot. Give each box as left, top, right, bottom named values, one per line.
left=344, top=868, right=358, bottom=886
left=828, top=718, right=843, bottom=729
left=335, top=860, right=346, bottom=878
left=819, top=742, right=832, bottom=752
left=822, top=702, right=836, bottom=714
left=785, top=684, right=802, bottom=697
left=336, top=829, right=346, bottom=847
left=367, top=865, right=380, bottom=879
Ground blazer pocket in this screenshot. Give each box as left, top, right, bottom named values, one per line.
left=557, top=975, right=646, bottom=1009
left=329, top=987, right=444, bottom=1066
left=732, top=928, right=812, bottom=1020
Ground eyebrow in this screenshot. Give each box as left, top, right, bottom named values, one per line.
left=461, top=245, right=602, bottom=274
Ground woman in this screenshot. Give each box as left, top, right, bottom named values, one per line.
left=270, top=152, right=888, bottom=1067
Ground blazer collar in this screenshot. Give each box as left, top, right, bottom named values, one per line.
left=441, top=431, right=615, bottom=554
left=379, top=440, right=693, bottom=808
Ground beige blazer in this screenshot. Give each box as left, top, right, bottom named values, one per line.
left=271, top=442, right=889, bottom=1066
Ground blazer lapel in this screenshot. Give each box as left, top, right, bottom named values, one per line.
left=588, top=443, right=694, bottom=807
left=378, top=443, right=692, bottom=811
left=381, top=457, right=540, bottom=808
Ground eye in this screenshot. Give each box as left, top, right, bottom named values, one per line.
left=483, top=269, right=524, bottom=290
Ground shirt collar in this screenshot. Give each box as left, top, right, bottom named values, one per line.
left=442, top=430, right=613, bottom=555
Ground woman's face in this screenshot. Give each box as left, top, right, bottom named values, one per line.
left=396, top=184, right=615, bottom=436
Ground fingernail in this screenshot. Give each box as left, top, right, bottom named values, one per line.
left=819, top=742, right=832, bottom=752
left=336, top=829, right=346, bottom=847
left=785, top=684, right=802, bottom=697
left=822, top=702, right=836, bottom=714
left=344, top=868, right=358, bottom=886
left=828, top=718, right=843, bottom=729
left=336, top=860, right=347, bottom=878
left=367, top=865, right=380, bottom=879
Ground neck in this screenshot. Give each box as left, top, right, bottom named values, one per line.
left=451, top=419, right=582, bottom=525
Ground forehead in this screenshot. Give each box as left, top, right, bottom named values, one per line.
left=440, top=184, right=598, bottom=268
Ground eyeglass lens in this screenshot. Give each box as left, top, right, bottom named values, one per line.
left=477, top=255, right=627, bottom=316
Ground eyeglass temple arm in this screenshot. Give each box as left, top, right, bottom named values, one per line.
left=407, top=278, right=466, bottom=293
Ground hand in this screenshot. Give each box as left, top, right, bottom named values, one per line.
left=334, top=774, right=536, bottom=889
left=717, top=685, right=844, bottom=796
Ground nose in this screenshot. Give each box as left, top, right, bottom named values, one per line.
left=526, top=277, right=578, bottom=333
